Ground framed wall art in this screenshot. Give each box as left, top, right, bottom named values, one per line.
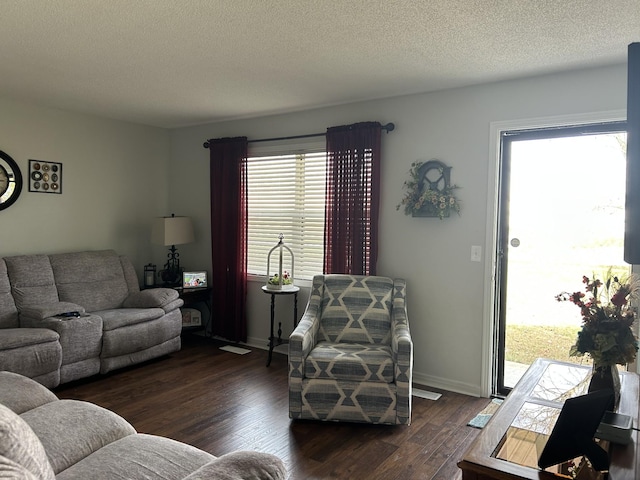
left=29, top=160, right=62, bottom=194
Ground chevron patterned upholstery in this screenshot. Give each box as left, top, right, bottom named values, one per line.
left=289, top=275, right=413, bottom=425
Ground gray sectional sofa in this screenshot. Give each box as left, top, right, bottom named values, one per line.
left=0, top=250, right=184, bottom=388
left=0, top=371, right=287, bottom=479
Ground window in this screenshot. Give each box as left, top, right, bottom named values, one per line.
left=246, top=150, right=326, bottom=280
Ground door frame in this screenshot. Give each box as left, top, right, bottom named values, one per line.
left=495, top=121, right=627, bottom=396
left=480, top=110, right=626, bottom=398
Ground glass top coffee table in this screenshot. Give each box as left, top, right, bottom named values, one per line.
left=458, top=358, right=639, bottom=480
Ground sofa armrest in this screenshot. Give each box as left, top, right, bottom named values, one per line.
left=122, top=288, right=181, bottom=310
left=183, top=451, right=286, bottom=480
left=19, top=302, right=85, bottom=321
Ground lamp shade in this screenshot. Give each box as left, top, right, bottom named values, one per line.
left=152, top=215, right=195, bottom=246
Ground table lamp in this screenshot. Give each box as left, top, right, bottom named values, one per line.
left=152, top=214, right=195, bottom=286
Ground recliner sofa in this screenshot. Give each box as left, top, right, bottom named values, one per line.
left=0, top=250, right=184, bottom=388
left=0, top=371, right=286, bottom=480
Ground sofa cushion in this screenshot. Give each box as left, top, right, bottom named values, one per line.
left=56, top=433, right=215, bottom=480
left=0, top=371, right=58, bottom=415
left=21, top=400, right=136, bottom=474
left=3, top=255, right=59, bottom=309
left=97, top=307, right=166, bottom=331
left=305, top=342, right=394, bottom=383
left=119, top=255, right=141, bottom=294
left=0, top=403, right=55, bottom=480
left=50, top=250, right=130, bottom=311
left=184, top=451, right=287, bottom=480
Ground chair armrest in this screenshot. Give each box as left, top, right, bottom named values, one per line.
left=19, top=302, right=85, bottom=321
left=183, top=451, right=286, bottom=480
left=393, top=322, right=413, bottom=370
left=289, top=295, right=321, bottom=361
left=122, top=288, right=182, bottom=311
left=391, top=278, right=412, bottom=424
left=391, top=278, right=412, bottom=370
left=289, top=275, right=326, bottom=420
left=289, top=275, right=326, bottom=361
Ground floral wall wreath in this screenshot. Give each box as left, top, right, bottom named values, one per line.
left=397, top=160, right=461, bottom=219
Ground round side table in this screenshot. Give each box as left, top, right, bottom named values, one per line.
left=261, top=285, right=300, bottom=366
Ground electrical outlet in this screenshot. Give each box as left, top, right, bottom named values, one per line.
left=471, top=245, right=482, bottom=262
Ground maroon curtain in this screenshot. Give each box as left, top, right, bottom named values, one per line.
left=324, top=122, right=382, bottom=275
left=208, top=137, right=248, bottom=342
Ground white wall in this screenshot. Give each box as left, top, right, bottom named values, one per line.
left=0, top=64, right=628, bottom=395
left=1, top=64, right=627, bottom=396
left=0, top=97, right=171, bottom=273
left=170, top=64, right=628, bottom=396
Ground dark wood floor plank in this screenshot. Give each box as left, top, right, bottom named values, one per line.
left=54, top=334, right=490, bottom=479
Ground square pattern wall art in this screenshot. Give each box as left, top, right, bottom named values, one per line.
left=29, top=159, right=62, bottom=194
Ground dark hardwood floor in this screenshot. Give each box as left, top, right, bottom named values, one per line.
left=54, top=334, right=490, bottom=480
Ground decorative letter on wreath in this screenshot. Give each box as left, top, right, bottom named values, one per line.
left=397, top=159, right=461, bottom=219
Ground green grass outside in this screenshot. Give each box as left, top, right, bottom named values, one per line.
left=505, top=324, right=585, bottom=365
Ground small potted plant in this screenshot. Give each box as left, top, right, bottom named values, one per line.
left=266, top=270, right=294, bottom=290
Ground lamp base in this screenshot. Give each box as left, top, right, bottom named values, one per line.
left=160, top=268, right=182, bottom=287
left=161, top=245, right=182, bottom=287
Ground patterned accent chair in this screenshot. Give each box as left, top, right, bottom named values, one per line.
left=289, top=274, right=412, bottom=425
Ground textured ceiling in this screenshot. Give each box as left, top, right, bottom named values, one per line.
left=0, top=0, right=638, bottom=128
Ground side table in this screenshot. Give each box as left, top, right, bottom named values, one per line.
left=175, top=286, right=212, bottom=333
left=145, top=286, right=212, bottom=333
left=261, top=285, right=300, bottom=366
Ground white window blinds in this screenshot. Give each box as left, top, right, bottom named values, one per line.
left=246, top=151, right=326, bottom=280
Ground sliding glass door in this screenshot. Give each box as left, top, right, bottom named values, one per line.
left=495, top=123, right=628, bottom=395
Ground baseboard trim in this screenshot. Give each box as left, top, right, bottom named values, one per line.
left=412, top=372, right=483, bottom=398
left=245, top=335, right=270, bottom=351
left=244, top=335, right=484, bottom=397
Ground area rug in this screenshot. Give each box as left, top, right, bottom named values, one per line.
left=219, top=345, right=251, bottom=355
left=467, top=398, right=503, bottom=429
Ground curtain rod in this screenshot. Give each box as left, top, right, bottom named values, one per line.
left=203, top=122, right=395, bottom=149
